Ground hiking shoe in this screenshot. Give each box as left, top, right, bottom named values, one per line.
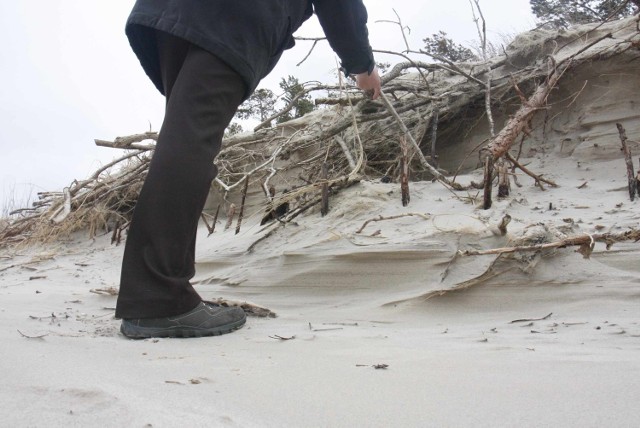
left=120, top=301, right=246, bottom=339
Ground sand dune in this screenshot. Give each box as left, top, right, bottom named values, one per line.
left=2, top=16, right=640, bottom=428
left=2, top=166, right=639, bottom=427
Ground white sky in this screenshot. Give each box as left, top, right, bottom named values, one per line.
left=0, top=0, right=536, bottom=210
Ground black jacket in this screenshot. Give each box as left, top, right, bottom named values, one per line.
left=125, top=0, right=375, bottom=99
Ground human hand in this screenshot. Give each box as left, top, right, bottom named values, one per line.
left=355, top=68, right=381, bottom=100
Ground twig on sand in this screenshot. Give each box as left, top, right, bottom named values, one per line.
left=208, top=298, right=277, bottom=318
left=201, top=211, right=217, bottom=236
left=356, top=363, right=390, bottom=369
left=269, top=335, right=296, bottom=341
left=90, top=287, right=119, bottom=296
left=17, top=329, right=48, bottom=339
left=510, top=313, right=553, bottom=324
left=0, top=264, right=16, bottom=273
left=323, top=322, right=359, bottom=326
left=307, top=322, right=343, bottom=332
left=355, top=213, right=430, bottom=234
left=506, top=153, right=559, bottom=188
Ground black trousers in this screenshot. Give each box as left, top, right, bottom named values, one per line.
left=115, top=31, right=246, bottom=319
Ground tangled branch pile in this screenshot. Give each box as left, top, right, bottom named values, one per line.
left=1, top=15, right=639, bottom=247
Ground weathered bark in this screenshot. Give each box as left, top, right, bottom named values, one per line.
left=430, top=107, right=440, bottom=169
left=235, top=176, right=250, bottom=235
left=480, top=60, right=567, bottom=209
left=224, top=204, right=236, bottom=231
left=399, top=137, right=410, bottom=207
left=483, top=156, right=494, bottom=209
left=95, top=131, right=158, bottom=150
left=616, top=123, right=637, bottom=201
left=498, top=214, right=511, bottom=236
left=497, top=161, right=510, bottom=198
left=636, top=157, right=640, bottom=197
left=321, top=163, right=329, bottom=217
left=211, top=204, right=221, bottom=235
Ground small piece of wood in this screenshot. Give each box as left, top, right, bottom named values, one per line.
left=224, top=204, right=236, bottom=231
left=430, top=107, right=440, bottom=169
left=356, top=213, right=430, bottom=234
left=94, top=131, right=158, bottom=150
left=616, top=123, right=637, bottom=201
left=49, top=187, right=72, bottom=224
left=212, top=204, right=221, bottom=235
left=497, top=160, right=510, bottom=198
left=201, top=212, right=215, bottom=236
left=510, top=313, right=553, bottom=324
left=483, top=156, right=494, bottom=209
left=17, top=330, right=48, bottom=339
left=498, top=214, right=511, bottom=236
left=399, top=137, right=410, bottom=207
left=235, top=176, right=250, bottom=235
left=636, top=157, right=640, bottom=197
left=321, top=163, right=329, bottom=217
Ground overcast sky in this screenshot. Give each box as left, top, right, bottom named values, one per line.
left=0, top=0, right=536, bottom=211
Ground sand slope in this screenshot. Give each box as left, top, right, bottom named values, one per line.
left=2, top=156, right=639, bottom=427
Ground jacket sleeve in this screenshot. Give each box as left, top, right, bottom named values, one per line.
left=312, top=0, right=375, bottom=75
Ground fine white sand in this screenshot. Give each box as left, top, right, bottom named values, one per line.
left=2, top=154, right=639, bottom=427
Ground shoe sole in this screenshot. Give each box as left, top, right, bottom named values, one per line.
left=120, top=316, right=246, bottom=339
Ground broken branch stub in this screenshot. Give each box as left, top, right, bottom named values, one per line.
left=399, top=137, right=410, bottom=207
left=616, top=123, right=637, bottom=201
left=321, top=163, right=329, bottom=217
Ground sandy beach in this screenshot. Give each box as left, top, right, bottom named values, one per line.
left=2, top=159, right=639, bottom=427
left=2, top=15, right=640, bottom=428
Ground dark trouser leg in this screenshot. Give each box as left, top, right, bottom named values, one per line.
left=116, top=32, right=246, bottom=319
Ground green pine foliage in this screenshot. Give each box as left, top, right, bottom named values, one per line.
left=276, top=75, right=315, bottom=124
left=530, top=0, right=639, bottom=27
left=422, top=31, right=477, bottom=62
left=236, top=88, right=277, bottom=122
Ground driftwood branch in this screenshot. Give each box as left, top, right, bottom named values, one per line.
left=461, top=229, right=640, bottom=257
left=95, top=131, right=158, bottom=150
left=3, top=19, right=637, bottom=248
left=506, top=152, right=558, bottom=188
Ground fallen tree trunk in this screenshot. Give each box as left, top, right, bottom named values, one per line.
left=481, top=32, right=614, bottom=209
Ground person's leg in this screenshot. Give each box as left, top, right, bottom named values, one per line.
left=116, top=31, right=246, bottom=324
